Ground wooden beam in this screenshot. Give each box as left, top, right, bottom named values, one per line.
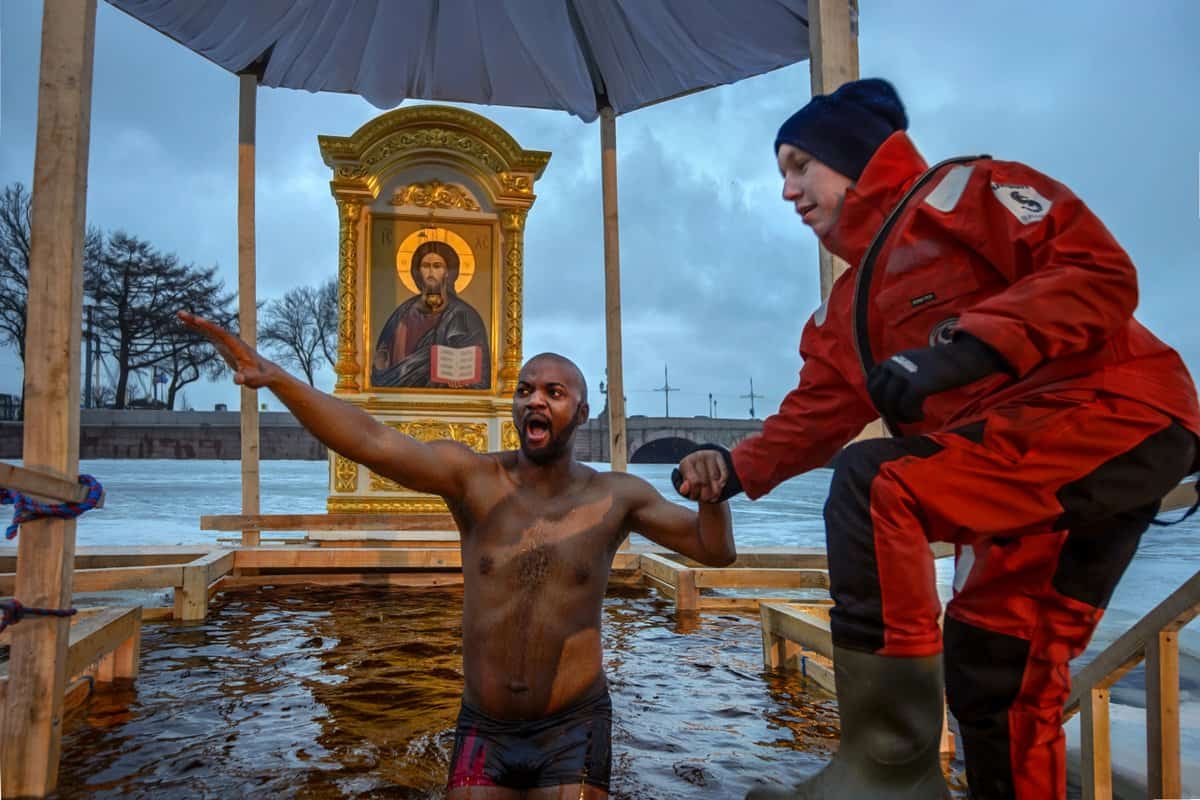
left=808, top=0, right=859, bottom=300
left=233, top=546, right=461, bottom=570
left=219, top=572, right=465, bottom=590
left=675, top=570, right=698, bottom=612
left=62, top=607, right=140, bottom=679
left=173, top=558, right=217, bottom=622
left=0, top=564, right=184, bottom=596
left=1145, top=630, right=1181, bottom=800
left=71, top=549, right=210, bottom=569
left=0, top=547, right=211, bottom=573
left=612, top=551, right=640, bottom=573
left=237, top=72, right=260, bottom=547
left=639, top=553, right=686, bottom=586
left=196, top=550, right=235, bottom=585
left=698, top=596, right=794, bottom=612
left=2, top=2, right=97, bottom=795
left=0, top=608, right=140, bottom=684
left=200, top=513, right=458, bottom=531
left=0, top=608, right=140, bottom=732
left=1080, top=688, right=1113, bottom=800
left=599, top=107, right=627, bottom=474
left=0, top=463, right=99, bottom=505
left=642, top=573, right=676, bottom=600
left=692, top=567, right=829, bottom=590
left=759, top=603, right=834, bottom=658
left=1065, top=569, right=1200, bottom=717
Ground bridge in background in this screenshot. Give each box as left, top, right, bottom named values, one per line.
left=574, top=415, right=763, bottom=464
left=0, top=410, right=763, bottom=463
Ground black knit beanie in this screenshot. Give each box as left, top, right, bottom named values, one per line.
left=774, top=78, right=908, bottom=180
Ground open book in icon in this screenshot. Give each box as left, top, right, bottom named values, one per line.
left=431, top=345, right=482, bottom=385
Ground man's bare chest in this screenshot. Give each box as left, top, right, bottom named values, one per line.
left=461, top=491, right=623, bottom=589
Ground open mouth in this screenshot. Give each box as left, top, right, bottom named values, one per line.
left=523, top=416, right=552, bottom=447
left=798, top=203, right=817, bottom=221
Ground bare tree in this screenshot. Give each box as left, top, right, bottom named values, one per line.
left=0, top=182, right=103, bottom=364
left=86, top=232, right=236, bottom=408
left=316, top=277, right=338, bottom=370
left=259, top=282, right=336, bottom=386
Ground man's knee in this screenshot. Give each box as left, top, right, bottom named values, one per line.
left=944, top=617, right=1029, bottom=723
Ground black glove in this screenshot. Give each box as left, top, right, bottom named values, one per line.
left=867, top=333, right=1008, bottom=425
left=672, top=443, right=744, bottom=503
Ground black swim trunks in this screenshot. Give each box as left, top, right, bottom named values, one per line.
left=447, top=691, right=612, bottom=793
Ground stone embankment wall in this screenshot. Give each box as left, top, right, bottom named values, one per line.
left=0, top=410, right=326, bottom=460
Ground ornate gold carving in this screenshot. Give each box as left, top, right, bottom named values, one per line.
left=367, top=420, right=488, bottom=492
left=369, top=472, right=406, bottom=492
left=333, top=455, right=359, bottom=492
left=366, top=129, right=505, bottom=173
left=390, top=180, right=480, bottom=211
left=359, top=397, right=514, bottom=415
left=502, top=421, right=520, bottom=451
left=334, top=199, right=363, bottom=392
left=499, top=173, right=533, bottom=195
left=499, top=209, right=527, bottom=392
left=327, top=495, right=450, bottom=514
left=394, top=420, right=488, bottom=450
left=319, top=106, right=551, bottom=177
left=334, top=165, right=369, bottom=180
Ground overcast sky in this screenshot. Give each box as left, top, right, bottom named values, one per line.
left=1, top=1, right=1198, bottom=419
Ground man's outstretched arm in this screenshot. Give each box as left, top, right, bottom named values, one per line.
left=621, top=474, right=735, bottom=567
left=179, top=311, right=481, bottom=499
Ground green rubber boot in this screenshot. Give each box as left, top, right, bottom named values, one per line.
left=747, top=647, right=952, bottom=799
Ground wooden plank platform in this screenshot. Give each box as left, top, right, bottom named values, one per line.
left=639, top=552, right=833, bottom=614
left=0, top=606, right=142, bottom=719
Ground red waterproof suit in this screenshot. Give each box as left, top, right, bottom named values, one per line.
left=732, top=132, right=1200, bottom=800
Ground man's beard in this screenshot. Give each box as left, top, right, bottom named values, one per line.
left=422, top=290, right=445, bottom=312
left=520, top=407, right=583, bottom=465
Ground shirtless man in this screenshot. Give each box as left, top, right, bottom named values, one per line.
left=179, top=311, right=736, bottom=799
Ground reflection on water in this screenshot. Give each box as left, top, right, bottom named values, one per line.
left=52, top=585, right=889, bottom=799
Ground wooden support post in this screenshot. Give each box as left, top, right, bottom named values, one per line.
left=759, top=604, right=778, bottom=666
left=1080, top=687, right=1113, bottom=800
left=1, top=1, right=97, bottom=795
left=939, top=703, right=955, bottom=758
left=238, top=73, right=261, bottom=547
left=807, top=1, right=883, bottom=441
left=1145, top=630, right=1181, bottom=799
left=674, top=569, right=699, bottom=613
left=599, top=108, right=627, bottom=474
left=174, top=561, right=210, bottom=622
left=112, top=623, right=141, bottom=680
left=807, top=0, right=859, bottom=299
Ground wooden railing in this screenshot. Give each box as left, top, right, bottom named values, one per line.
left=1065, top=569, right=1200, bottom=800
left=0, top=462, right=102, bottom=506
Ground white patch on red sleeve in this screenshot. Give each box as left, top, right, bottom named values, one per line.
left=990, top=182, right=1053, bottom=224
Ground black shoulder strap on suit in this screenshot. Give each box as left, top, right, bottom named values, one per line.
left=851, top=154, right=989, bottom=435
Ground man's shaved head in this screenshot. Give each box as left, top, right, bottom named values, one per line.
left=520, top=353, right=588, bottom=404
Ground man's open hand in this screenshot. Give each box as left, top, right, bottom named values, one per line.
left=177, top=310, right=277, bottom=389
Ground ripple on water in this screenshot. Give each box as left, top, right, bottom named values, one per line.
left=54, top=585, right=964, bottom=799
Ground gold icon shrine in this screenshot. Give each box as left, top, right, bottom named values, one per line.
left=318, top=105, right=549, bottom=517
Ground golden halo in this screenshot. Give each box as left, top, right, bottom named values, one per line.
left=396, top=227, right=475, bottom=295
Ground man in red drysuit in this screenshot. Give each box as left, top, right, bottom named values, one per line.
left=676, top=78, right=1200, bottom=800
